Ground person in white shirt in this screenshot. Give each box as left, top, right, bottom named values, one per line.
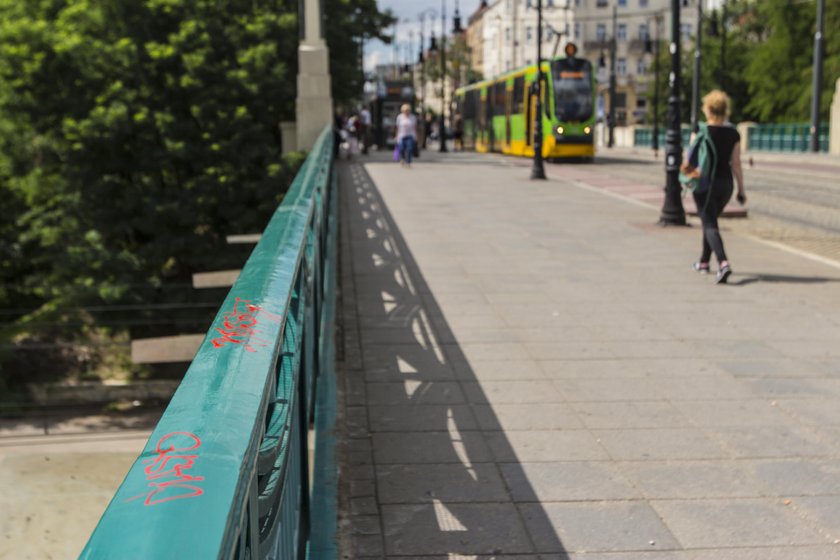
left=395, top=104, right=417, bottom=167
left=360, top=106, right=372, bottom=154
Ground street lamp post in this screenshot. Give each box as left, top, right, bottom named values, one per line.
left=719, top=1, right=726, bottom=91
left=439, top=0, right=449, bottom=153
left=608, top=3, right=617, bottom=148
left=658, top=0, right=686, bottom=226
left=690, top=0, right=702, bottom=132
left=809, top=0, right=826, bottom=152
left=531, top=0, right=547, bottom=179
left=652, top=15, right=661, bottom=157
left=419, top=9, right=438, bottom=149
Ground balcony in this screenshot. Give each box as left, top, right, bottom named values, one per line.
left=628, top=39, right=647, bottom=53
left=584, top=39, right=611, bottom=52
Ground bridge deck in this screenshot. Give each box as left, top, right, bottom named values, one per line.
left=337, top=150, right=840, bottom=558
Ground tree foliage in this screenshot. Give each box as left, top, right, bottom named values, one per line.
left=645, top=0, right=839, bottom=125
left=0, top=0, right=393, bottom=393
left=324, top=0, right=396, bottom=107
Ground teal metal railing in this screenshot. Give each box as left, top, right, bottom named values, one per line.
left=633, top=126, right=691, bottom=149
left=81, top=126, right=338, bottom=560
left=747, top=123, right=829, bottom=152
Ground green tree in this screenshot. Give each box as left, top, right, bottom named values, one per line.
left=0, top=0, right=303, bottom=392
left=324, top=0, right=396, bottom=107
left=0, top=0, right=396, bottom=394
left=745, top=0, right=840, bottom=122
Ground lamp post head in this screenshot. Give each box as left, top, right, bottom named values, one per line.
left=453, top=13, right=463, bottom=33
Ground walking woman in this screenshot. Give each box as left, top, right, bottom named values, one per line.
left=395, top=104, right=417, bottom=167
left=692, top=90, right=747, bottom=284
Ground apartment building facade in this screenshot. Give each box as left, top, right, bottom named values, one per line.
left=468, top=0, right=701, bottom=125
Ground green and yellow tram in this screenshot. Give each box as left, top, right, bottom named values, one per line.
left=454, top=43, right=595, bottom=160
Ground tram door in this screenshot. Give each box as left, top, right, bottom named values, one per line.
left=505, top=84, right=512, bottom=148
left=526, top=80, right=535, bottom=148
left=487, top=87, right=495, bottom=152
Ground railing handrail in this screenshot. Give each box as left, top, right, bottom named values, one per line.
left=81, top=126, right=335, bottom=559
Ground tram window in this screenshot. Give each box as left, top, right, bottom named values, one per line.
left=469, top=90, right=479, bottom=119
left=513, top=76, right=525, bottom=114
left=493, top=83, right=506, bottom=115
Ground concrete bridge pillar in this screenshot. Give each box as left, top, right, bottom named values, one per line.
left=296, top=0, right=334, bottom=151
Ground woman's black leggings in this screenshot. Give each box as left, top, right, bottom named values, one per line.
left=692, top=175, right=734, bottom=264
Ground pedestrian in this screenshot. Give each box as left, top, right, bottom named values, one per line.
left=453, top=112, right=464, bottom=151
left=346, top=114, right=360, bottom=158
left=423, top=112, right=433, bottom=149
left=360, top=105, right=372, bottom=154
left=690, top=90, right=747, bottom=284
left=333, top=110, right=345, bottom=158
left=395, top=104, right=418, bottom=168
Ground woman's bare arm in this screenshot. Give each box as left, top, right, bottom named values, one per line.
left=731, top=140, right=745, bottom=201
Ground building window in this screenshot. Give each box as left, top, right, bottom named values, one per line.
left=637, top=97, right=647, bottom=108
left=618, top=0, right=627, bottom=6
left=505, top=27, right=511, bottom=41
left=637, top=59, right=649, bottom=74
left=639, top=0, right=648, bottom=7
left=617, top=24, right=627, bottom=41
left=596, top=23, right=607, bottom=41
left=547, top=0, right=554, bottom=6
left=574, top=23, right=581, bottom=39
left=576, top=0, right=583, bottom=6
left=526, top=26, right=533, bottom=42
left=680, top=23, right=692, bottom=38
left=617, top=57, right=627, bottom=75
left=639, top=23, right=649, bottom=40
left=545, top=26, right=553, bottom=41
left=615, top=93, right=627, bottom=108
left=596, top=0, right=607, bottom=7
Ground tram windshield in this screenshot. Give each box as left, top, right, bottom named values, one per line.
left=551, top=59, right=593, bottom=123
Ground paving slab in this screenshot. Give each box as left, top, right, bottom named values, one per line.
left=336, top=152, right=840, bottom=558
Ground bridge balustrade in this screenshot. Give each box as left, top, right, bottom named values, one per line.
left=747, top=122, right=829, bottom=153
left=632, top=126, right=691, bottom=149
left=81, top=126, right=338, bottom=560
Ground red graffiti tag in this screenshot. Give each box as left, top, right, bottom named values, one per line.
left=126, top=432, right=205, bottom=506
left=211, top=297, right=282, bottom=352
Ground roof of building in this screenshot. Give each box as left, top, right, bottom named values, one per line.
left=468, top=0, right=490, bottom=26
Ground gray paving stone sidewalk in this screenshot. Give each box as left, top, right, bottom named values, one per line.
left=336, top=151, right=840, bottom=559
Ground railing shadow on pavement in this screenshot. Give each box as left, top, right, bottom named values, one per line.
left=340, top=161, right=569, bottom=558
left=730, top=273, right=840, bottom=287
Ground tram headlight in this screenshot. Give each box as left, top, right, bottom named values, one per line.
left=584, top=126, right=592, bottom=135
left=556, top=126, right=565, bottom=135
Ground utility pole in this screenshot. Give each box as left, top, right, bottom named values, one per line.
left=440, top=0, right=448, bottom=152
left=719, top=0, right=726, bottom=91
left=608, top=3, right=617, bottom=148
left=810, top=0, right=826, bottom=152
left=658, top=0, right=686, bottom=226
left=531, top=0, right=547, bottom=180
left=690, top=0, right=702, bottom=132
left=652, top=15, right=661, bottom=158
left=419, top=13, right=426, bottom=119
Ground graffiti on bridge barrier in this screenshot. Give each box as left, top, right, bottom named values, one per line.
left=126, top=431, right=205, bottom=506
left=211, top=297, right=283, bottom=353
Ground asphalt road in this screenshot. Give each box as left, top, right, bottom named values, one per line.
left=569, top=148, right=840, bottom=265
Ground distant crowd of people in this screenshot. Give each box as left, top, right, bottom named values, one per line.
left=332, top=105, right=466, bottom=167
